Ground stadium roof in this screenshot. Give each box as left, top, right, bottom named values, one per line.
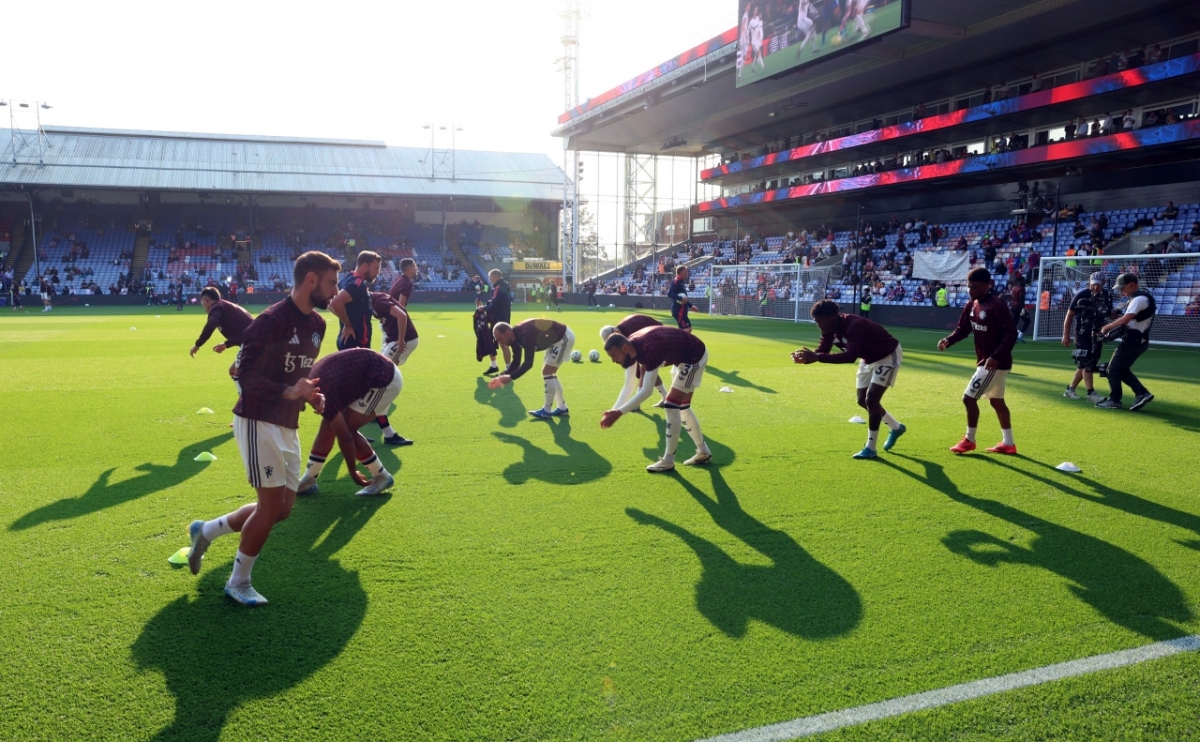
left=0, top=125, right=565, bottom=201
left=555, top=0, right=1199, bottom=155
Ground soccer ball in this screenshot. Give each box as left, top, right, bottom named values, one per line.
left=570, top=349, right=583, bottom=362
left=588, top=349, right=601, bottom=362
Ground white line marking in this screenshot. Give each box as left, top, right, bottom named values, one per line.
left=697, top=635, right=1200, bottom=742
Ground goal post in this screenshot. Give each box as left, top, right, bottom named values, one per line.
left=708, top=263, right=831, bottom=323
left=1034, top=254, right=1200, bottom=347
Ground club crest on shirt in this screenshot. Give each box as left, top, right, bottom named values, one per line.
left=312, top=332, right=321, bottom=347
left=978, top=309, right=988, bottom=320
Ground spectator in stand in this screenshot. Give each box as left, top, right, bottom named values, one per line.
left=1190, top=221, right=1200, bottom=238
left=1149, top=44, right=1165, bottom=64
left=1160, top=201, right=1180, bottom=220
left=1122, top=110, right=1136, bottom=131
left=1028, top=72, right=1042, bottom=93
left=1186, top=296, right=1200, bottom=316
left=1100, top=112, right=1114, bottom=135
left=1065, top=118, right=1078, bottom=141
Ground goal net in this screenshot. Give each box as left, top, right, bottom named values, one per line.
left=1034, top=254, right=1200, bottom=347
left=707, top=263, right=831, bottom=322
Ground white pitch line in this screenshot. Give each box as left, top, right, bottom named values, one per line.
left=698, top=635, right=1200, bottom=742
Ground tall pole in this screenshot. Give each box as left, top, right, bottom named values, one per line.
left=1052, top=181, right=1061, bottom=256
left=25, top=189, right=39, bottom=283
left=854, top=203, right=864, bottom=313
left=560, top=0, right=581, bottom=291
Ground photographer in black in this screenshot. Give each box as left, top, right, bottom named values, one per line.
left=1060, top=272, right=1113, bottom=403
left=1095, top=273, right=1156, bottom=411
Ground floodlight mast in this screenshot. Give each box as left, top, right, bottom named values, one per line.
left=559, top=0, right=581, bottom=290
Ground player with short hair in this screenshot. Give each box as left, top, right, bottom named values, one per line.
left=488, top=319, right=575, bottom=419
left=329, top=250, right=381, bottom=352
left=792, top=300, right=906, bottom=459
left=297, top=348, right=400, bottom=497
left=9, top=280, right=24, bottom=311
left=1061, top=272, right=1113, bottom=402
left=184, top=250, right=340, bottom=606
left=600, top=314, right=667, bottom=411
left=372, top=257, right=422, bottom=446
left=668, top=265, right=698, bottom=333
left=938, top=267, right=1020, bottom=455
left=479, top=269, right=513, bottom=375
left=601, top=326, right=713, bottom=472
left=190, top=286, right=255, bottom=389
left=40, top=278, right=53, bottom=312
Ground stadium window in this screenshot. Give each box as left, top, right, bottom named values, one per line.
left=1045, top=126, right=1066, bottom=143
left=1053, top=70, right=1079, bottom=87
left=933, top=103, right=950, bottom=115
left=1169, top=39, right=1198, bottom=59
left=955, top=98, right=970, bottom=111
left=884, top=115, right=900, bottom=127
left=966, top=142, right=986, bottom=155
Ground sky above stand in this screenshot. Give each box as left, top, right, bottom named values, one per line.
left=8, top=0, right=732, bottom=165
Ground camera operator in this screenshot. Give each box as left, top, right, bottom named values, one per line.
left=1095, top=273, right=1156, bottom=410
left=1060, top=272, right=1113, bottom=402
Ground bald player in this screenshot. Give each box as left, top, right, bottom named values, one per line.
left=488, top=319, right=575, bottom=419
left=190, top=286, right=254, bottom=391
left=601, top=326, right=713, bottom=472
left=599, top=314, right=667, bottom=411
left=296, top=348, right=400, bottom=497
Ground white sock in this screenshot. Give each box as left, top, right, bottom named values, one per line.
left=1002, top=428, right=1015, bottom=446
left=304, top=453, right=327, bottom=479
left=228, top=550, right=256, bottom=585
left=615, top=366, right=637, bottom=409
left=380, top=425, right=396, bottom=438
left=553, top=378, right=566, bottom=409
left=202, top=516, right=235, bottom=541
left=656, top=378, right=667, bottom=399
left=866, top=429, right=879, bottom=451
left=359, top=453, right=385, bottom=476
left=663, top=407, right=682, bottom=464
left=679, top=407, right=710, bottom=454
left=965, top=426, right=977, bottom=443
left=882, top=412, right=901, bottom=431
left=542, top=376, right=556, bottom=412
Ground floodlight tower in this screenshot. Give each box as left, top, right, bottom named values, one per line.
left=2, top=99, right=52, bottom=165
left=559, top=0, right=582, bottom=289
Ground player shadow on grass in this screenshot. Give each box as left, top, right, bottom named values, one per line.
left=9, top=432, right=233, bottom=532
left=883, top=454, right=1193, bottom=640
left=473, top=376, right=527, bottom=429
left=987, top=455, right=1200, bottom=553
left=626, top=466, right=862, bottom=640
left=131, top=493, right=389, bottom=742
left=705, top=366, right=776, bottom=394
left=493, top=416, right=612, bottom=485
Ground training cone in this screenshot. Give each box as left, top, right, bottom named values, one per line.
left=194, top=451, right=218, bottom=462
left=167, top=547, right=191, bottom=565
left=1056, top=462, right=1082, bottom=473
left=196, top=407, right=214, bottom=415
left=437, top=334, right=446, bottom=338
left=130, top=326, right=137, bottom=330
left=849, top=416, right=867, bottom=424
left=719, top=386, right=734, bottom=393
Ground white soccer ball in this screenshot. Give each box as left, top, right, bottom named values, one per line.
left=570, top=349, right=583, bottom=362
left=588, top=349, right=601, bottom=362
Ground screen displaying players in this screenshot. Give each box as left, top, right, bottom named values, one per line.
left=736, top=0, right=909, bottom=88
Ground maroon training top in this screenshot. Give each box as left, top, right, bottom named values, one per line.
left=815, top=313, right=900, bottom=365
left=628, top=326, right=706, bottom=370
left=389, top=274, right=414, bottom=304
left=371, top=292, right=418, bottom=343
left=308, top=348, right=396, bottom=421
left=232, top=297, right=326, bottom=429
left=196, top=299, right=254, bottom=348
left=616, top=313, right=662, bottom=337
left=943, top=291, right=1019, bottom=370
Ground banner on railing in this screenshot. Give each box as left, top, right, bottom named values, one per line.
left=513, top=261, right=563, bottom=272
left=913, top=251, right=970, bottom=281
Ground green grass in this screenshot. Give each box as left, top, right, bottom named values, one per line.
left=1, top=302, right=1199, bottom=741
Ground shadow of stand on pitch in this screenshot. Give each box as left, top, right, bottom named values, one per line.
left=493, top=416, right=611, bottom=485
left=882, top=453, right=1193, bottom=641
left=9, top=432, right=234, bottom=532
left=626, top=464, right=862, bottom=639
left=131, top=493, right=390, bottom=742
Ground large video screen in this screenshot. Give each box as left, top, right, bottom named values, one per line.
left=736, top=0, right=909, bottom=88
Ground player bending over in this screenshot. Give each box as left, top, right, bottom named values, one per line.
left=190, top=286, right=254, bottom=391
left=601, top=326, right=712, bottom=472
left=792, top=300, right=906, bottom=459
left=368, top=290, right=416, bottom=446
left=297, top=348, right=401, bottom=497
left=600, top=314, right=667, bottom=411
left=938, top=267, right=1020, bottom=455
left=185, top=250, right=340, bottom=606
left=488, top=319, right=575, bottom=419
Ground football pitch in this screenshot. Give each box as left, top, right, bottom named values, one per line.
left=2, top=303, right=1200, bottom=741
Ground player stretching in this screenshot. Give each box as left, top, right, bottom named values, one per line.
left=795, top=0, right=817, bottom=57
left=190, top=286, right=254, bottom=390
left=938, top=267, right=1020, bottom=455
left=488, top=319, right=575, bottom=419
left=601, top=326, right=713, bottom=472
left=297, top=348, right=401, bottom=497
left=371, top=257, right=421, bottom=446
left=479, top=269, right=513, bottom=376
left=668, top=266, right=698, bottom=333
left=600, top=314, right=667, bottom=411
left=792, top=300, right=906, bottom=459
left=184, top=251, right=340, bottom=606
